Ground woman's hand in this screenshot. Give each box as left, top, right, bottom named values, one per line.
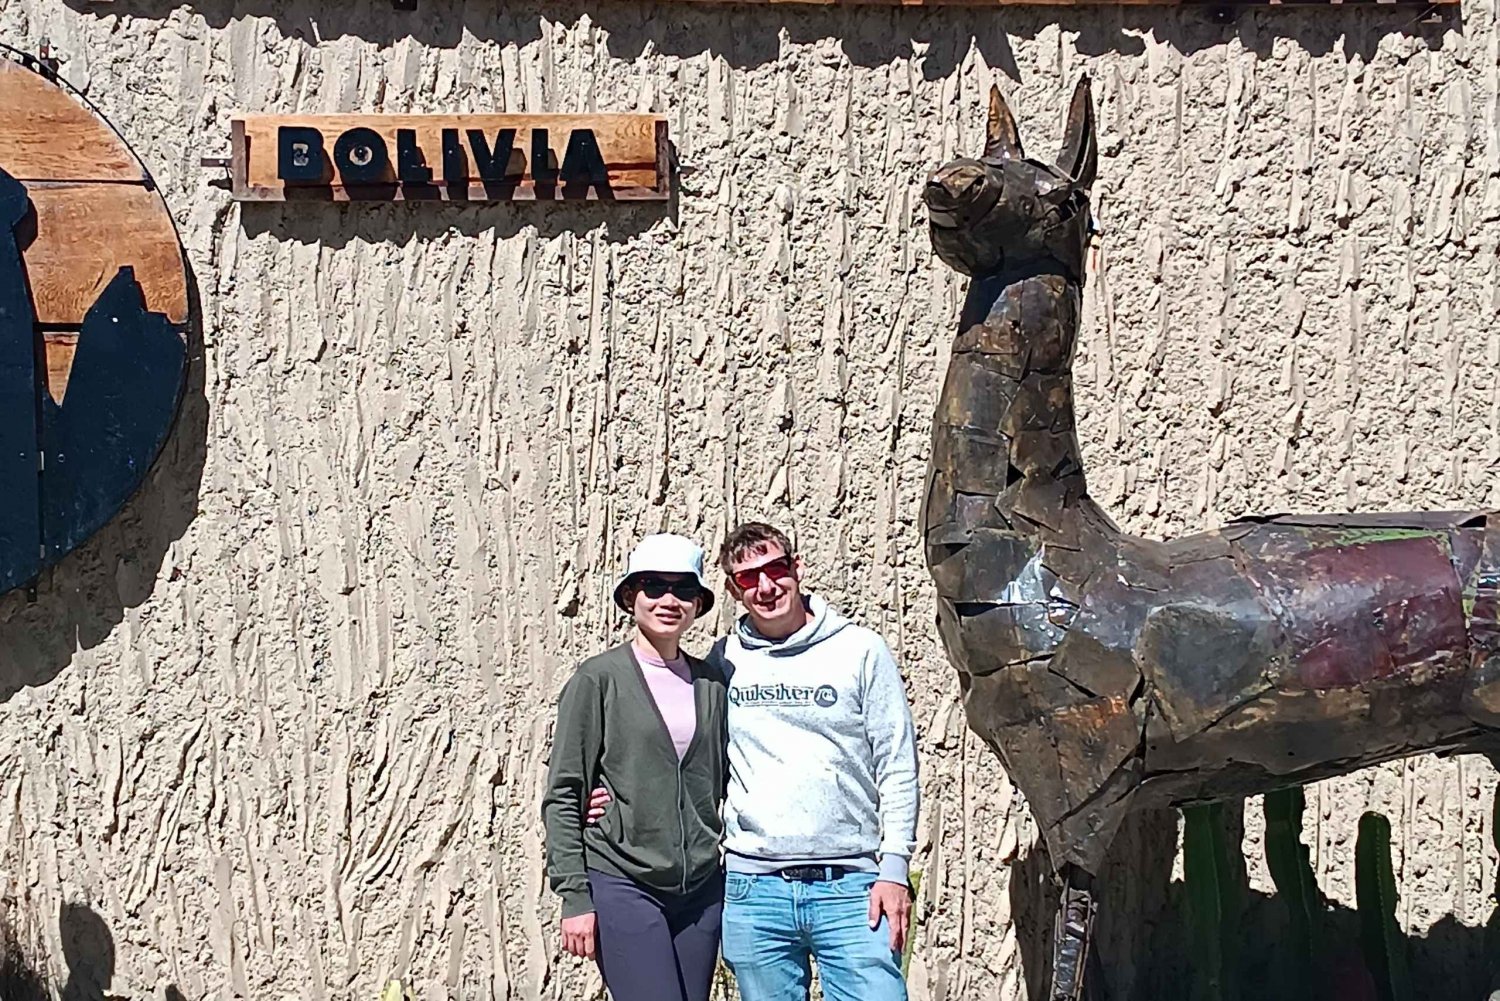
left=586, top=787, right=611, bottom=823
left=561, top=912, right=597, bottom=958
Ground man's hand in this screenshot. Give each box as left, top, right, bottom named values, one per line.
left=868, top=880, right=912, bottom=952
left=586, top=786, right=610, bottom=824
left=561, top=913, right=597, bottom=958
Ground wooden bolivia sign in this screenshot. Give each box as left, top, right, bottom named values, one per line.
left=0, top=53, right=189, bottom=594
left=227, top=114, right=671, bottom=201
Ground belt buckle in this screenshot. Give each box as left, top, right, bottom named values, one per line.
left=780, top=865, right=835, bottom=883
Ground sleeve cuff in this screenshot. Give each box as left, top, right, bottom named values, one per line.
left=877, top=854, right=911, bottom=885
left=560, top=889, right=594, bottom=919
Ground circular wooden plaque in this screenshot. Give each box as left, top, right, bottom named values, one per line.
left=0, top=51, right=189, bottom=594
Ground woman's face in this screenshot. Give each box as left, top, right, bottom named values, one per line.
left=630, top=573, right=702, bottom=643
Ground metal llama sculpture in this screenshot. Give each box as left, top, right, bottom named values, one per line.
left=920, top=76, right=1500, bottom=1000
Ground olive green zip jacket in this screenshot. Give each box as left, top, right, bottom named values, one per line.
left=541, top=643, right=728, bottom=918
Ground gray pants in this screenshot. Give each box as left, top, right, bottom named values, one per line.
left=587, top=869, right=723, bottom=1001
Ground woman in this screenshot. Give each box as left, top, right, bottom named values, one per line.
left=541, top=532, right=727, bottom=1001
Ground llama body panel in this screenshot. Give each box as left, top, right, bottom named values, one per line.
left=929, top=490, right=1500, bottom=871
left=1134, top=515, right=1500, bottom=807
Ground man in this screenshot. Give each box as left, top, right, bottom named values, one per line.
left=590, top=521, right=919, bottom=1001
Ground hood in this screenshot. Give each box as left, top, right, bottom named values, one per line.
left=735, top=594, right=849, bottom=655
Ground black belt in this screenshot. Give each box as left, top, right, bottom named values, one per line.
left=775, top=865, right=851, bottom=882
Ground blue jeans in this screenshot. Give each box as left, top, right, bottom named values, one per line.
left=720, top=870, right=907, bottom=1001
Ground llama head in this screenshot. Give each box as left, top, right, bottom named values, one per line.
left=924, top=77, right=1097, bottom=281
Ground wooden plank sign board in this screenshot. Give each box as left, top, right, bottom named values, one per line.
left=228, top=114, right=671, bottom=202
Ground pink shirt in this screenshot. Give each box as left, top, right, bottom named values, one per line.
left=633, top=641, right=698, bottom=759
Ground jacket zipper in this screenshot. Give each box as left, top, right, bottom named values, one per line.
left=677, top=755, right=688, bottom=895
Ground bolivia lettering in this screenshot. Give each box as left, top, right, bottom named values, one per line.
left=277, top=125, right=609, bottom=189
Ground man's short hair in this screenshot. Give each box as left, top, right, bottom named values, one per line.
left=718, top=522, right=794, bottom=574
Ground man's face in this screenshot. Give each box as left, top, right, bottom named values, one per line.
left=725, top=543, right=803, bottom=628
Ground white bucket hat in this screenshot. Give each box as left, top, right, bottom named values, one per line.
left=613, top=533, right=715, bottom=614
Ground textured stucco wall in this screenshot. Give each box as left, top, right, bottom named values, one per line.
left=0, top=0, right=1498, bottom=998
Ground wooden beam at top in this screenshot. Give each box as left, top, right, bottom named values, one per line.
left=618, top=0, right=1456, bottom=5
left=377, top=0, right=1458, bottom=5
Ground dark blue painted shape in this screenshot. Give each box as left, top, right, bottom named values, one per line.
left=0, top=169, right=40, bottom=594
left=0, top=164, right=187, bottom=595
left=40, top=266, right=186, bottom=563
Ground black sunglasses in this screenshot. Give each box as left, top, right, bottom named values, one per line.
left=632, top=576, right=704, bottom=602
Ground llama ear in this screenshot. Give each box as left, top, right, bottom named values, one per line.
left=1057, top=75, right=1098, bottom=188
left=983, top=84, right=1024, bottom=161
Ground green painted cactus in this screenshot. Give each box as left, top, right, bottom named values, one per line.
left=902, top=869, right=923, bottom=977
left=1355, top=812, right=1412, bottom=1001
left=1184, top=802, right=1243, bottom=1001
left=1263, top=787, right=1322, bottom=998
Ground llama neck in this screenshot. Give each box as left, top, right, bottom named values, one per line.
left=928, top=270, right=1097, bottom=547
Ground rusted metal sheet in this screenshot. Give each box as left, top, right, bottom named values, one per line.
left=1048, top=571, right=1154, bottom=699
left=1134, top=564, right=1284, bottom=739
left=930, top=425, right=1016, bottom=494
left=1242, top=535, right=1468, bottom=689
left=1464, top=516, right=1500, bottom=653
left=391, top=0, right=1455, bottom=9
left=964, top=658, right=1093, bottom=728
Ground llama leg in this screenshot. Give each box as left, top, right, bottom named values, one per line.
left=1050, top=865, right=1097, bottom=1001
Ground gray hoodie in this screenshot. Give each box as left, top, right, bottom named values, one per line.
left=712, top=594, right=920, bottom=883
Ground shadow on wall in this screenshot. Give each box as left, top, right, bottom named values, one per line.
left=1010, top=803, right=1498, bottom=1001
left=58, top=902, right=115, bottom=1001
left=2, top=900, right=112, bottom=1001
left=234, top=185, right=680, bottom=251
left=4, top=897, right=191, bottom=1001
left=0, top=266, right=208, bottom=704
left=57, top=0, right=1452, bottom=75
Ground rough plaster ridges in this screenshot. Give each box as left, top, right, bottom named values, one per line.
left=0, top=0, right=1497, bottom=998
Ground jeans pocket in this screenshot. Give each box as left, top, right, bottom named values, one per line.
left=724, top=873, right=754, bottom=903
left=823, top=871, right=877, bottom=899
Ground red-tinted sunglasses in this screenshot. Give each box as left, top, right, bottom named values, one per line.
left=729, top=556, right=795, bottom=591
